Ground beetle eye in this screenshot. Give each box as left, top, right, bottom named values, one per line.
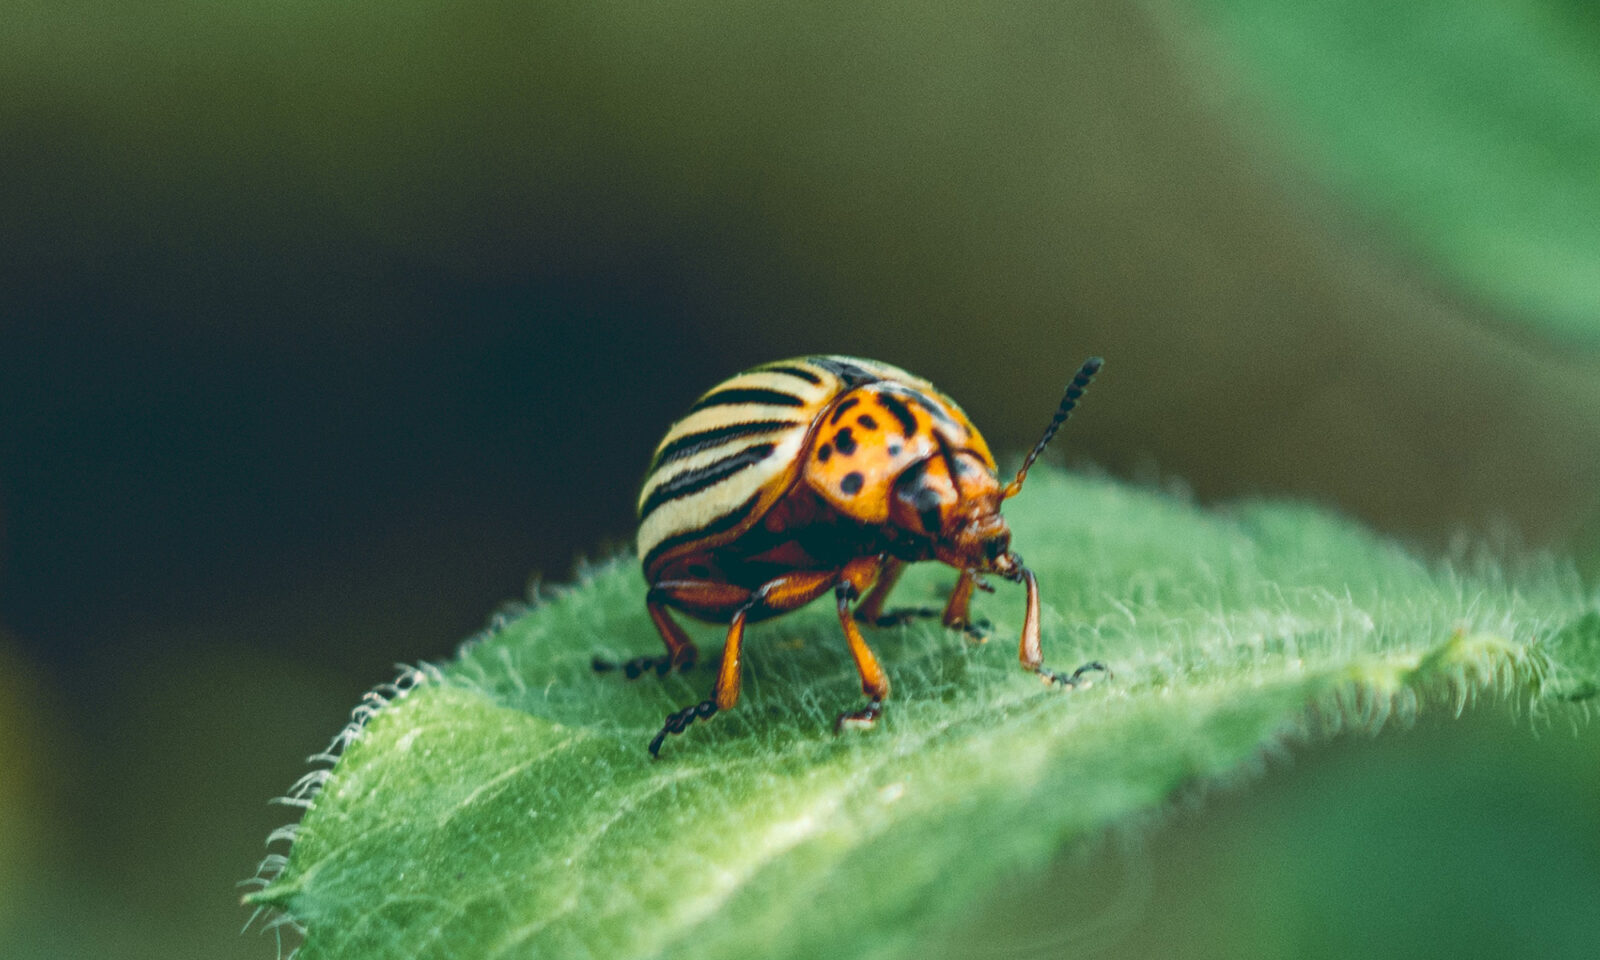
left=984, top=536, right=1007, bottom=561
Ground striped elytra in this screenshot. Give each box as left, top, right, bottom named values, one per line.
left=636, top=356, right=985, bottom=572
left=618, top=353, right=1107, bottom=757
left=636, top=355, right=992, bottom=576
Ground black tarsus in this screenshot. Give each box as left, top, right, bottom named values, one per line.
left=854, top=605, right=942, bottom=627
left=591, top=652, right=687, bottom=678
left=834, top=697, right=884, bottom=732
left=1036, top=660, right=1112, bottom=688
left=649, top=699, right=719, bottom=758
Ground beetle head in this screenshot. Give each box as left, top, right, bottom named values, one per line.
left=896, top=356, right=1103, bottom=579
left=887, top=436, right=1019, bottom=573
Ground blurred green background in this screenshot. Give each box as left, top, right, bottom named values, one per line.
left=2, top=2, right=1597, bottom=958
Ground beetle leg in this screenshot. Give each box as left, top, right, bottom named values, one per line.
left=853, top=556, right=903, bottom=622
left=835, top=556, right=892, bottom=731
left=594, top=595, right=706, bottom=679
left=649, top=569, right=840, bottom=757
left=597, top=579, right=753, bottom=678
left=648, top=603, right=748, bottom=757
left=1014, top=565, right=1112, bottom=689
left=852, top=557, right=938, bottom=627
left=637, top=600, right=698, bottom=675
left=938, top=570, right=991, bottom=641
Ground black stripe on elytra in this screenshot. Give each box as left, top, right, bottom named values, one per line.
left=828, top=396, right=860, bottom=424
left=639, top=443, right=776, bottom=521
left=878, top=391, right=917, bottom=436
left=689, top=388, right=806, bottom=412
left=809, top=356, right=881, bottom=387
left=651, top=420, right=799, bottom=470
left=760, top=364, right=823, bottom=385
left=641, top=490, right=763, bottom=573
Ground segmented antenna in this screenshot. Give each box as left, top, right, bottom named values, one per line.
left=1003, top=356, right=1103, bottom=499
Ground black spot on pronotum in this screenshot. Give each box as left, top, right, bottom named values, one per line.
left=817, top=443, right=833, bottom=462
left=829, top=397, right=860, bottom=424
left=919, top=507, right=942, bottom=534
left=857, top=414, right=879, bottom=430
left=888, top=443, right=902, bottom=456
left=835, top=428, right=858, bottom=455
left=841, top=472, right=864, bottom=495
left=879, top=391, right=918, bottom=436
left=897, top=458, right=929, bottom=489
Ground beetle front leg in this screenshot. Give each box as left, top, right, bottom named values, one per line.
left=1014, top=565, right=1111, bottom=689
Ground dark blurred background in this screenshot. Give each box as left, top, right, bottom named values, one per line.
left=2, top=2, right=1597, bottom=958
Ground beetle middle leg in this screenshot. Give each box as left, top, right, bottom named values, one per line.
left=851, top=557, right=936, bottom=627
left=851, top=556, right=952, bottom=629
left=937, top=570, right=993, bottom=641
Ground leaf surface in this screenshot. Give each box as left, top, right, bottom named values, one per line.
left=248, top=470, right=1597, bottom=959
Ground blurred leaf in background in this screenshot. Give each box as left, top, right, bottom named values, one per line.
left=0, top=635, right=52, bottom=940
left=1164, top=0, right=1600, bottom=343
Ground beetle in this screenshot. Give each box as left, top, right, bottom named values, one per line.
left=599, top=355, right=1106, bottom=756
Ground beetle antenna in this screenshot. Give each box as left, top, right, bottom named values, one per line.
left=1003, top=356, right=1102, bottom=499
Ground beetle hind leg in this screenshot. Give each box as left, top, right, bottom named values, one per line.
left=592, top=598, right=701, bottom=679
left=649, top=569, right=841, bottom=757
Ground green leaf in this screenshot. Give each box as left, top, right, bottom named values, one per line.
left=1169, top=0, right=1600, bottom=342
left=246, top=470, right=1597, bottom=959
left=1543, top=610, right=1600, bottom=702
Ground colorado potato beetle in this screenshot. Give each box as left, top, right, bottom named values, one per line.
left=600, top=355, right=1107, bottom=756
